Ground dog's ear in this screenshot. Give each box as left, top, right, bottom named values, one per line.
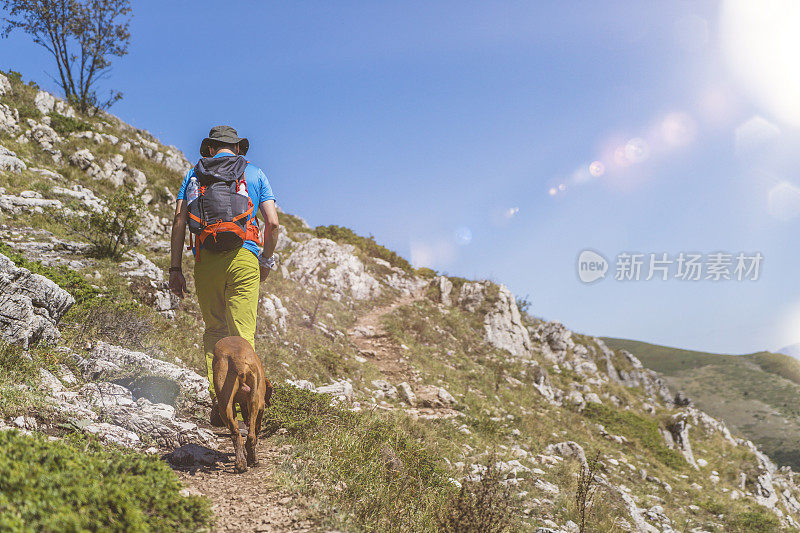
left=264, top=378, right=274, bottom=407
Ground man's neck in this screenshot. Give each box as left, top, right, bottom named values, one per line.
left=213, top=149, right=237, bottom=157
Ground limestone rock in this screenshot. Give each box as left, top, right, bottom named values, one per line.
left=0, top=104, right=19, bottom=134
left=29, top=121, right=61, bottom=151
left=544, top=441, right=587, bottom=467
left=483, top=284, right=531, bottom=357
left=51, top=184, right=105, bottom=213
left=261, top=294, right=288, bottom=331
left=432, top=276, right=453, bottom=305
left=79, top=342, right=211, bottom=405
left=397, top=382, right=416, bottom=406
left=284, top=238, right=380, bottom=301
left=316, top=380, right=353, bottom=403
left=0, top=145, right=26, bottom=173
left=34, top=91, right=55, bottom=115
left=0, top=72, right=10, bottom=96
left=0, top=252, right=74, bottom=348
left=416, top=385, right=457, bottom=408
left=662, top=413, right=698, bottom=469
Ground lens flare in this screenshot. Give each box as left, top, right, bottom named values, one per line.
left=548, top=187, right=557, bottom=196
left=589, top=161, right=605, bottom=177
left=504, top=207, right=519, bottom=219
left=454, top=226, right=473, bottom=245
left=660, top=112, right=696, bottom=147
left=767, top=181, right=800, bottom=221
left=624, top=138, right=649, bottom=163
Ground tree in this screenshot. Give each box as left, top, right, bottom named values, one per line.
left=1, top=0, right=131, bottom=113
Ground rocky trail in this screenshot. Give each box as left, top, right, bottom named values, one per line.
left=174, top=432, right=312, bottom=533
left=347, top=292, right=421, bottom=383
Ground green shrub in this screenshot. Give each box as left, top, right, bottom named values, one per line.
left=438, top=458, right=517, bottom=532
left=48, top=113, right=93, bottom=135
left=582, top=403, right=685, bottom=469
left=0, top=431, right=212, bottom=532
left=263, top=384, right=347, bottom=437
left=314, top=224, right=413, bottom=274
left=0, top=242, right=100, bottom=305
left=267, top=385, right=452, bottom=530
left=63, top=185, right=145, bottom=259
left=730, top=510, right=780, bottom=532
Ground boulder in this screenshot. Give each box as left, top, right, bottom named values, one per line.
left=29, top=122, right=61, bottom=151
left=544, top=441, right=587, bottom=468
left=33, top=91, right=55, bottom=115
left=416, top=385, right=457, bottom=408
left=261, top=294, right=288, bottom=331
left=166, top=443, right=226, bottom=467
left=0, top=104, right=19, bottom=134
left=284, top=238, right=380, bottom=301
left=432, top=276, right=453, bottom=305
left=482, top=284, right=531, bottom=358
left=0, top=72, right=10, bottom=96
left=79, top=342, right=211, bottom=405
left=0, top=252, right=74, bottom=348
left=397, top=382, right=416, bottom=406
left=662, top=413, right=698, bottom=469
left=315, top=380, right=353, bottom=403
left=0, top=145, right=26, bottom=173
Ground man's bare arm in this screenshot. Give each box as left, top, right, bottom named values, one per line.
left=168, top=199, right=189, bottom=296
left=259, top=200, right=280, bottom=258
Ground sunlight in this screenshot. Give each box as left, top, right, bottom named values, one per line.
left=721, top=0, right=800, bottom=127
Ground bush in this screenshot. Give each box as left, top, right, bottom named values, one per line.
left=68, top=298, right=152, bottom=349
left=65, top=185, right=145, bottom=259
left=0, top=431, right=212, bottom=532
left=730, top=510, right=780, bottom=532
left=314, top=224, right=414, bottom=274
left=582, top=403, right=685, bottom=469
left=48, top=113, right=93, bottom=135
left=438, top=458, right=516, bottom=532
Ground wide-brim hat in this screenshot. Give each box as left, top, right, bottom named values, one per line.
left=199, top=125, right=249, bottom=157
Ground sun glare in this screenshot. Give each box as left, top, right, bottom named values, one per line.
left=721, top=0, right=800, bottom=127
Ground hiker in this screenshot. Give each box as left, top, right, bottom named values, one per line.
left=168, top=125, right=279, bottom=426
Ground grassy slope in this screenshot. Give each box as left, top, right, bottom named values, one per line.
left=602, top=337, right=800, bottom=468
left=0, top=71, right=791, bottom=531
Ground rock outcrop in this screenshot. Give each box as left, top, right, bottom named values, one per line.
left=0, top=252, right=74, bottom=348
left=76, top=342, right=211, bottom=406
left=284, top=238, right=381, bottom=301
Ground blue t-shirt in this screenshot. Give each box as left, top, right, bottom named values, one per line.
left=178, top=153, right=275, bottom=257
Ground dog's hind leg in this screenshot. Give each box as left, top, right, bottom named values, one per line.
left=223, top=374, right=248, bottom=473
left=245, top=380, right=260, bottom=467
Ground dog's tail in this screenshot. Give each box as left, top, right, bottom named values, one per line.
left=238, top=372, right=251, bottom=394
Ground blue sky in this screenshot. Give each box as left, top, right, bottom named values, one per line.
left=3, top=0, right=800, bottom=354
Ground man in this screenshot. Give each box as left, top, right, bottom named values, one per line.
left=168, top=125, right=279, bottom=426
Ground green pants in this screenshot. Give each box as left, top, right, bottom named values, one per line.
left=194, top=247, right=260, bottom=399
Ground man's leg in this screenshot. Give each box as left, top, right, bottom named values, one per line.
left=224, top=248, right=260, bottom=350
left=194, top=249, right=235, bottom=399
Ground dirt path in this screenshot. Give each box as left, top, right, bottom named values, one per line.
left=174, top=293, right=426, bottom=532
left=175, top=433, right=312, bottom=532
left=347, top=292, right=423, bottom=383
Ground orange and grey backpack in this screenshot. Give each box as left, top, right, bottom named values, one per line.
left=186, top=155, right=262, bottom=255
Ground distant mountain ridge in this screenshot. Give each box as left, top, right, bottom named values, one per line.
left=603, top=337, right=800, bottom=468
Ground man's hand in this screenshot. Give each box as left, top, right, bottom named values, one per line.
left=169, top=270, right=188, bottom=297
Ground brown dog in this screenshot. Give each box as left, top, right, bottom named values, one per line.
left=212, top=336, right=273, bottom=473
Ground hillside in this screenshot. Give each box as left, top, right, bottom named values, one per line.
left=602, top=337, right=800, bottom=470
left=4, top=69, right=800, bottom=532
